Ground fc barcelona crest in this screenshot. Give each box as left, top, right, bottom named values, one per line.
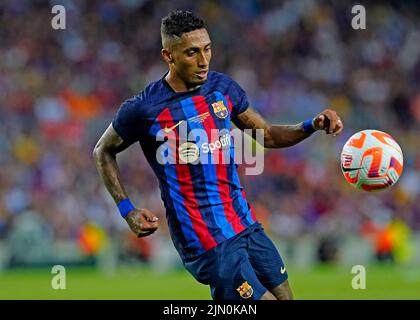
left=236, top=281, right=253, bottom=299
left=211, top=101, right=229, bottom=119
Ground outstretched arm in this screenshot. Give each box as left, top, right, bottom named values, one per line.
left=233, top=107, right=344, bottom=148
left=93, top=124, right=159, bottom=237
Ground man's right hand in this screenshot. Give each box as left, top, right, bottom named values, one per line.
left=125, top=208, right=159, bottom=237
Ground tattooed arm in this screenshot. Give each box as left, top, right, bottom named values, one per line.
left=93, top=124, right=159, bottom=237
left=233, top=107, right=344, bottom=148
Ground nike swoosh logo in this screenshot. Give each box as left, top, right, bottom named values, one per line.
left=280, top=267, right=286, bottom=274
left=341, top=166, right=362, bottom=172
left=164, top=120, right=184, bottom=133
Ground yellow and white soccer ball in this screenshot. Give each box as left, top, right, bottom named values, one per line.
left=340, top=129, right=403, bottom=192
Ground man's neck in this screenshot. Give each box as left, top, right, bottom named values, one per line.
left=165, top=71, right=201, bottom=92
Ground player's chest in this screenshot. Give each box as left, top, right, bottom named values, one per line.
left=151, top=93, right=232, bottom=136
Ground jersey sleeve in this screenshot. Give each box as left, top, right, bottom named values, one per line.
left=112, top=96, right=144, bottom=144
left=227, top=80, right=250, bottom=119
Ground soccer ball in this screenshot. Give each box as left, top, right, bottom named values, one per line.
left=340, top=129, right=403, bottom=192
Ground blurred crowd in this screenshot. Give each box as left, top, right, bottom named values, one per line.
left=1, top=0, right=420, bottom=266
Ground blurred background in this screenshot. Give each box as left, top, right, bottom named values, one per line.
left=1, top=0, right=420, bottom=299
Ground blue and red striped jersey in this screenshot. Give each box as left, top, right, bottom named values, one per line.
left=112, top=71, right=257, bottom=261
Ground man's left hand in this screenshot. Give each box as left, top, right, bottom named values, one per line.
left=312, top=109, right=344, bottom=136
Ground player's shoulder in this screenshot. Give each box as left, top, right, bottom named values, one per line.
left=142, top=77, right=167, bottom=98
left=207, top=71, right=249, bottom=116
left=138, top=77, right=168, bottom=104
left=207, top=71, right=243, bottom=92
left=120, top=77, right=168, bottom=115
left=207, top=70, right=235, bottom=85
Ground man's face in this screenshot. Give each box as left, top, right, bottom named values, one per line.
left=166, top=28, right=212, bottom=87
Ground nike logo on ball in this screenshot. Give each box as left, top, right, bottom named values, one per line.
left=341, top=165, right=362, bottom=172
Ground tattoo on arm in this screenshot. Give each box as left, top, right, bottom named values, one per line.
left=234, top=107, right=311, bottom=148
left=93, top=124, right=133, bottom=204
left=234, top=107, right=271, bottom=142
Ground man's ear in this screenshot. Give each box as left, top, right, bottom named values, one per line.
left=161, top=48, right=173, bottom=64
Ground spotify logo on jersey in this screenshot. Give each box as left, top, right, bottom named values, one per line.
left=178, top=142, right=200, bottom=164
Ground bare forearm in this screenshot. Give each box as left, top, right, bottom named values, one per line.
left=93, top=124, right=132, bottom=205
left=265, top=123, right=311, bottom=148
left=93, top=150, right=128, bottom=204
left=234, top=107, right=312, bottom=149
left=235, top=107, right=344, bottom=149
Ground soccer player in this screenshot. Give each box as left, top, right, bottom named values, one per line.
left=93, top=10, right=343, bottom=300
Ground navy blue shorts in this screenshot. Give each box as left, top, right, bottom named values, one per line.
left=184, top=223, right=288, bottom=300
